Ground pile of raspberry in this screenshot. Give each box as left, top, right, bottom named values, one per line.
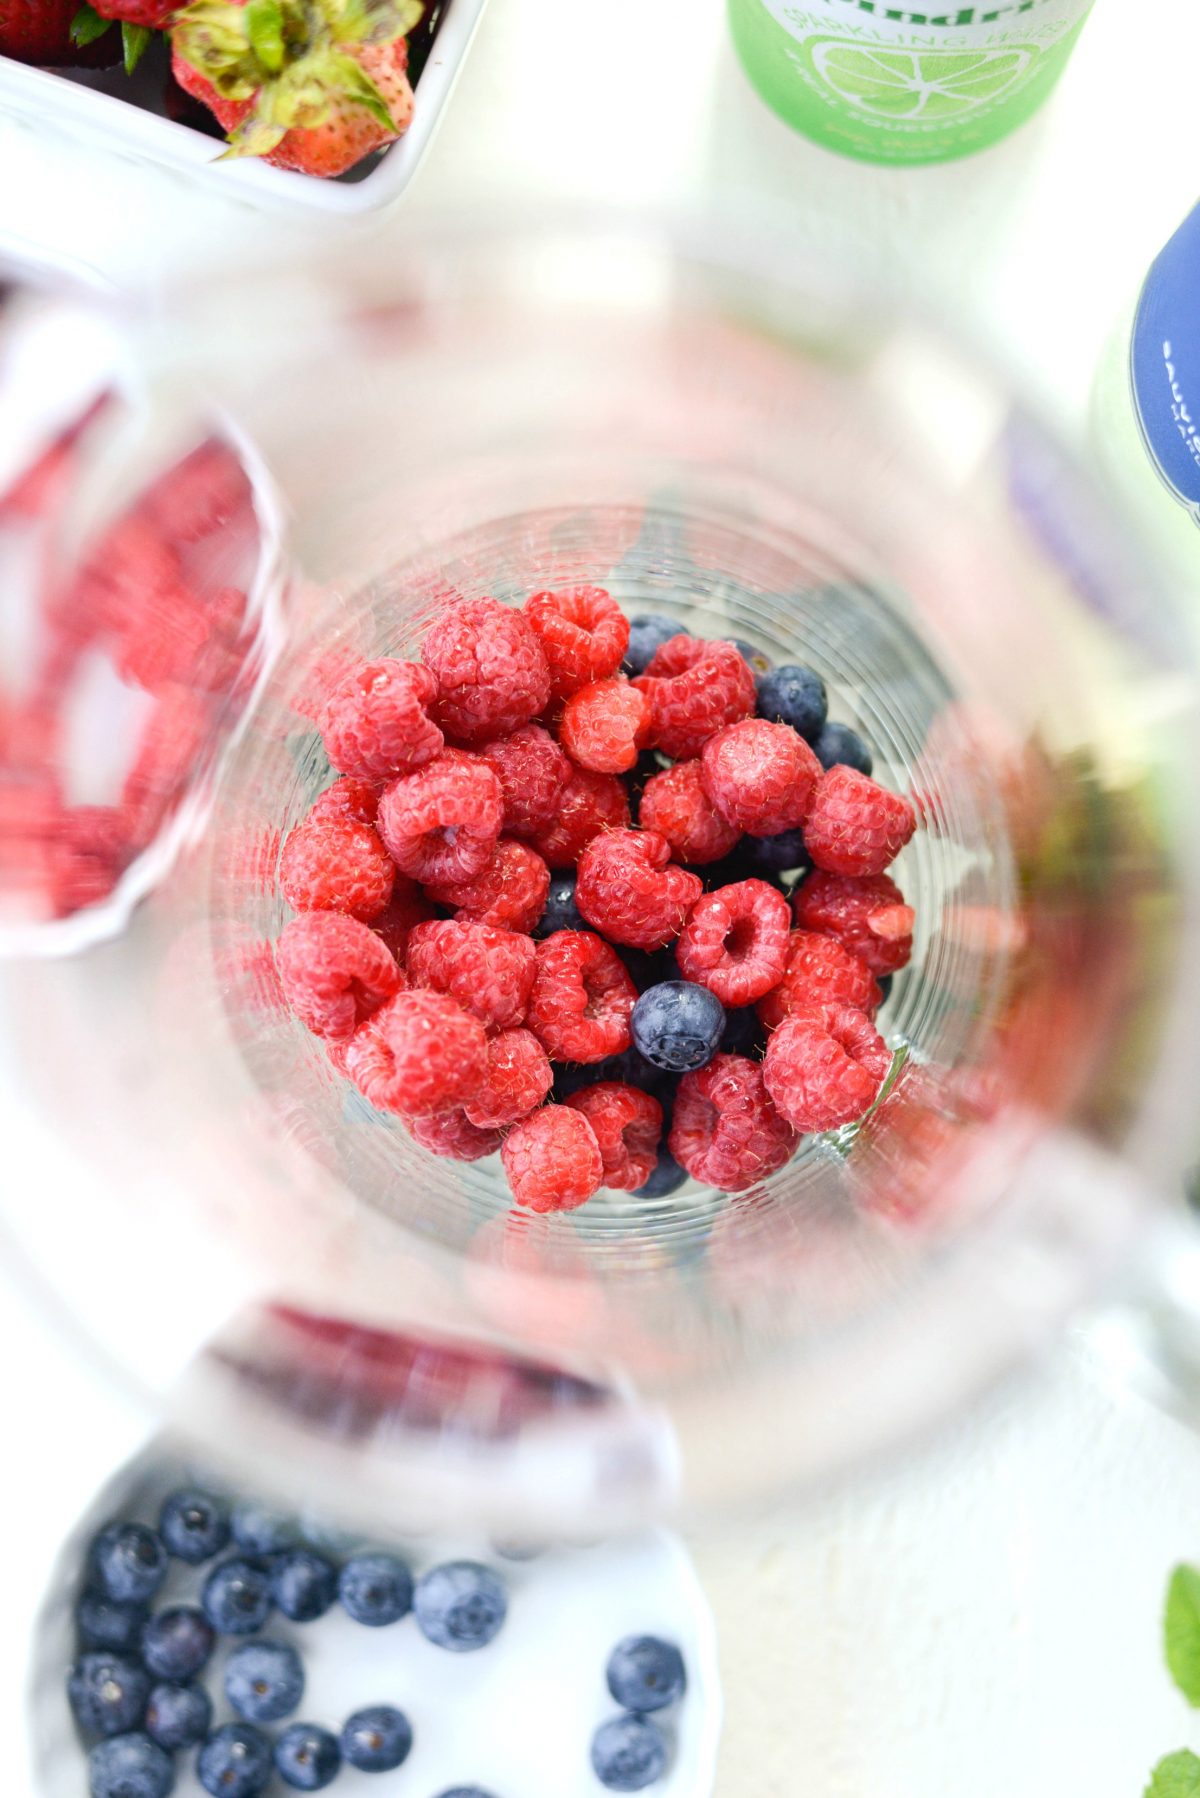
left=274, top=589, right=918, bottom=1211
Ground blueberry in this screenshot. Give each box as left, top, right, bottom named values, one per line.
left=68, top=1652, right=151, bottom=1738
left=76, top=1590, right=147, bottom=1655
left=298, top=1508, right=365, bottom=1558
left=633, top=1149, right=688, bottom=1198
left=631, top=981, right=725, bottom=1073
left=623, top=614, right=684, bottom=677
left=197, top=1724, right=273, bottom=1798
left=756, top=664, right=827, bottom=741
left=90, top=1524, right=168, bottom=1607
left=606, top=1635, right=687, bottom=1711
left=620, top=946, right=679, bottom=994
left=532, top=874, right=585, bottom=938
left=813, top=720, right=872, bottom=775
left=231, top=1499, right=298, bottom=1556
left=145, top=1681, right=213, bottom=1752
left=627, top=750, right=663, bottom=817
left=88, top=1732, right=174, bottom=1798
left=201, top=1558, right=273, bottom=1636
left=158, top=1489, right=230, bottom=1565
left=141, top=1607, right=215, bottom=1681
left=590, top=1714, right=669, bottom=1791
left=339, top=1705, right=413, bottom=1773
left=434, top=1791, right=498, bottom=1798
left=338, top=1552, right=414, bottom=1627
left=490, top=1536, right=545, bottom=1561
left=224, top=1640, right=305, bottom=1722
left=737, top=828, right=810, bottom=877
left=876, top=973, right=893, bottom=1007
left=275, top=1723, right=341, bottom=1791
left=414, top=1560, right=507, bottom=1652
left=271, top=1549, right=338, bottom=1622
left=733, top=637, right=772, bottom=675
left=719, top=1006, right=765, bottom=1058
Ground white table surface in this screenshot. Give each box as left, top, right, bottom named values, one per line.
left=5, top=2, right=1200, bottom=1795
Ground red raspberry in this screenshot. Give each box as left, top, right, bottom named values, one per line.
left=523, top=586, right=629, bottom=698
left=564, top=1082, right=662, bottom=1192
left=422, top=597, right=551, bottom=743
left=275, top=911, right=403, bottom=1039
left=675, top=879, right=791, bottom=1006
left=756, top=929, right=881, bottom=1032
left=669, top=1054, right=797, bottom=1193
left=121, top=685, right=211, bottom=845
left=369, top=878, right=435, bottom=960
left=526, top=930, right=637, bottom=1063
left=425, top=838, right=550, bottom=935
left=501, top=1106, right=604, bottom=1212
left=407, top=1108, right=505, bottom=1161
left=278, top=817, right=395, bottom=921
left=406, top=918, right=536, bottom=1032
left=463, top=1028, right=554, bottom=1128
left=527, top=764, right=630, bottom=869
left=317, top=658, right=443, bottom=780
left=113, top=578, right=213, bottom=695
left=346, top=988, right=487, bottom=1116
left=307, top=776, right=383, bottom=828
left=52, top=805, right=129, bottom=917
left=803, top=765, right=917, bottom=876
left=638, top=759, right=740, bottom=865
left=575, top=828, right=703, bottom=951
left=138, top=440, right=253, bottom=546
left=700, top=718, right=821, bottom=835
left=84, top=516, right=183, bottom=638
left=632, top=637, right=756, bottom=760
left=558, top=679, right=650, bottom=774
left=792, top=870, right=915, bottom=976
left=762, top=1006, right=891, bottom=1133
left=376, top=754, right=503, bottom=886
left=477, top=723, right=570, bottom=837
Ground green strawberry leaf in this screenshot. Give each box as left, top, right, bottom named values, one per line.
left=122, top=20, right=151, bottom=72
left=70, top=4, right=115, bottom=47
left=1146, top=1751, right=1200, bottom=1797
left=327, top=48, right=396, bottom=128
left=245, top=0, right=284, bottom=72
left=1166, top=1566, right=1200, bottom=1704
left=336, top=0, right=421, bottom=45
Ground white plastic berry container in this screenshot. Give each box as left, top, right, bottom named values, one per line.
left=0, top=0, right=487, bottom=217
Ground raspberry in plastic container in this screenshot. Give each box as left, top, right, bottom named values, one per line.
left=632, top=636, right=756, bottom=760
left=405, top=918, right=536, bottom=1032
left=346, top=989, right=487, bottom=1117
left=138, top=439, right=253, bottom=547
left=700, top=718, right=821, bottom=836
left=278, top=817, right=395, bottom=922
left=763, top=1006, right=892, bottom=1133
left=803, top=765, right=917, bottom=876
left=558, top=679, right=651, bottom=775
left=424, top=838, right=550, bottom=936
left=669, top=1053, right=797, bottom=1193
left=564, top=1081, right=663, bottom=1192
left=121, top=685, right=212, bottom=847
left=422, top=597, right=551, bottom=743
left=368, top=879, right=435, bottom=961
left=275, top=912, right=403, bottom=1040
left=757, top=928, right=881, bottom=1032
left=523, top=586, right=630, bottom=698
left=528, top=764, right=631, bottom=869
left=792, top=870, right=915, bottom=976
left=318, top=659, right=443, bottom=781
left=638, top=759, right=740, bottom=866
left=463, top=1028, right=554, bottom=1129
left=575, top=828, right=703, bottom=951
left=406, top=1109, right=505, bottom=1162
left=675, top=878, right=791, bottom=1006
left=52, top=806, right=130, bottom=918
left=306, top=777, right=383, bottom=829
left=376, top=754, right=503, bottom=887
left=525, top=929, right=637, bottom=1063
left=501, top=1106, right=605, bottom=1213
left=476, top=723, right=571, bottom=838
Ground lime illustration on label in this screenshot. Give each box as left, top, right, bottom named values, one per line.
left=809, top=41, right=1031, bottom=121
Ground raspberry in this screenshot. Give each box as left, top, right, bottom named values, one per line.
left=425, top=838, right=550, bottom=935
left=558, top=679, right=650, bottom=774
left=564, top=1082, right=662, bottom=1192
left=463, top=1028, right=554, bottom=1128
left=575, top=829, right=703, bottom=951
left=275, top=911, right=403, bottom=1040
left=757, top=929, right=881, bottom=1032
left=85, top=516, right=184, bottom=638
left=762, top=1006, right=891, bottom=1133
left=346, top=989, right=486, bottom=1116
left=406, top=918, right=536, bottom=1032
left=113, top=578, right=213, bottom=695
left=637, top=759, right=740, bottom=866
left=407, top=1108, right=504, bottom=1162
left=317, top=659, right=443, bottom=780
left=803, top=765, right=917, bottom=876
left=369, top=879, right=435, bottom=960
left=523, top=586, right=629, bottom=699
left=422, top=597, right=550, bottom=743
left=121, top=686, right=211, bottom=845
left=526, top=930, right=637, bottom=1063
left=527, top=764, right=631, bottom=869
left=700, top=718, right=821, bottom=835
left=792, top=870, right=915, bottom=976
left=669, top=1054, right=797, bottom=1193
left=278, top=817, right=394, bottom=921
left=675, top=879, right=791, bottom=1006
left=307, top=776, right=382, bottom=828
left=632, top=637, right=756, bottom=760
left=477, top=724, right=570, bottom=837
left=501, top=1106, right=604, bottom=1212
left=376, top=754, right=502, bottom=887
left=139, top=440, right=253, bottom=546
left=53, top=806, right=129, bottom=916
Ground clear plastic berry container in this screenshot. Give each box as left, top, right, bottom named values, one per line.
left=2, top=222, right=1200, bottom=1543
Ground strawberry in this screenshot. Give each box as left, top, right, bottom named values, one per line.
left=91, top=0, right=177, bottom=28
left=0, top=0, right=120, bottom=63
left=170, top=0, right=419, bottom=177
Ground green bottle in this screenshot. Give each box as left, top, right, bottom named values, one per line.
left=729, top=0, right=1095, bottom=165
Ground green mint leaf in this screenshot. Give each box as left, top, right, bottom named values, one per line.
left=70, top=4, right=115, bottom=47
left=1146, top=1751, right=1200, bottom=1797
left=1166, top=1566, right=1200, bottom=1704
left=122, top=20, right=152, bottom=71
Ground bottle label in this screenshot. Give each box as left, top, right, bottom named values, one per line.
left=1131, top=203, right=1200, bottom=513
